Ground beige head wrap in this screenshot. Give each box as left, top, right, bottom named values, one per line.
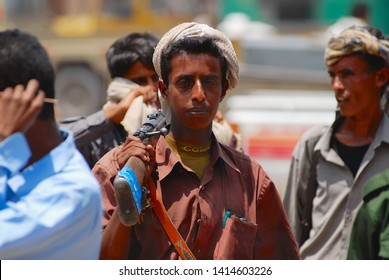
left=325, top=25, right=389, bottom=67
left=153, top=22, right=239, bottom=89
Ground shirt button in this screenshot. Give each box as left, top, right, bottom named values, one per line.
left=197, top=219, right=201, bottom=224
left=345, top=211, right=352, bottom=222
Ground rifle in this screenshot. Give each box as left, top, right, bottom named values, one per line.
left=113, top=109, right=168, bottom=226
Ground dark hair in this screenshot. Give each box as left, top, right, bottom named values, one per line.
left=360, top=26, right=389, bottom=106
left=160, top=36, right=228, bottom=87
left=355, top=26, right=388, bottom=72
left=0, top=29, right=56, bottom=120
left=106, top=32, right=159, bottom=78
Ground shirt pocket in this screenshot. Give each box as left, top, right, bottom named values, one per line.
left=214, top=215, right=258, bottom=259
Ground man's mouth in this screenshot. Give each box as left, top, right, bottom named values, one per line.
left=336, top=96, right=349, bottom=104
left=188, top=107, right=208, bottom=114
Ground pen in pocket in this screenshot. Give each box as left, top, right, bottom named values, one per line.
left=222, top=209, right=231, bottom=228
left=222, top=209, right=254, bottom=228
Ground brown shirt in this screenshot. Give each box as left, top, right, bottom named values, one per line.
left=93, top=134, right=299, bottom=260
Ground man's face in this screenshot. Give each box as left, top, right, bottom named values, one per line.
left=328, top=54, right=383, bottom=118
left=124, top=60, right=159, bottom=91
left=160, top=52, right=227, bottom=130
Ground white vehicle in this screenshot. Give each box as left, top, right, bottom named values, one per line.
left=0, top=0, right=212, bottom=119
left=225, top=89, right=336, bottom=197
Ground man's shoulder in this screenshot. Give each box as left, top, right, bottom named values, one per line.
left=219, top=142, right=251, bottom=161
left=34, top=145, right=101, bottom=209
left=299, top=125, right=329, bottom=143
left=288, top=124, right=330, bottom=162
left=218, top=143, right=274, bottom=196
left=218, top=142, right=262, bottom=171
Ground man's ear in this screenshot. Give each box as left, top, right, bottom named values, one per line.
left=376, top=68, right=389, bottom=87
left=158, top=79, right=168, bottom=99
left=157, top=79, right=172, bottom=123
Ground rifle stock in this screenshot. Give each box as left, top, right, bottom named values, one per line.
left=113, top=109, right=168, bottom=226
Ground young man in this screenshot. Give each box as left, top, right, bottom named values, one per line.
left=96, top=22, right=299, bottom=260
left=63, top=32, right=241, bottom=168
left=0, top=29, right=102, bottom=259
left=60, top=32, right=160, bottom=167
left=283, top=25, right=389, bottom=259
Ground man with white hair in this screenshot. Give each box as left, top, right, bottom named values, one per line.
left=98, top=22, right=299, bottom=260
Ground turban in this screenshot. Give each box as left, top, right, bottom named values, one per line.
left=325, top=25, right=389, bottom=67
left=153, top=22, right=239, bottom=89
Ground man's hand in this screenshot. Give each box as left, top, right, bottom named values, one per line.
left=132, top=85, right=158, bottom=106
left=116, top=135, right=156, bottom=169
left=104, top=85, right=158, bottom=125
left=0, top=79, right=44, bottom=141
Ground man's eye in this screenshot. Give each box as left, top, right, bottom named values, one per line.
left=133, top=78, right=147, bottom=86
left=339, top=72, right=351, bottom=79
left=152, top=75, right=159, bottom=83
left=177, top=78, right=190, bottom=88
left=203, top=78, right=217, bottom=87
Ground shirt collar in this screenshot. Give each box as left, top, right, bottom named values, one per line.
left=8, top=129, right=76, bottom=197
left=210, top=133, right=241, bottom=172
left=315, top=112, right=389, bottom=152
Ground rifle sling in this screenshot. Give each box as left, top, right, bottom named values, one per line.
left=146, top=177, right=196, bottom=260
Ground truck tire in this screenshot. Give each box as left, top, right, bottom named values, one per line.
left=55, top=65, right=105, bottom=120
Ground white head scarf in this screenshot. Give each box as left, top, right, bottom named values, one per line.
left=153, top=22, right=239, bottom=89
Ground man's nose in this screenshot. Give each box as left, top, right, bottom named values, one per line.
left=192, top=80, right=206, bottom=101
left=332, top=76, right=345, bottom=92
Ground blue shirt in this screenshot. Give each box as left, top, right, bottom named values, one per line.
left=0, top=129, right=102, bottom=259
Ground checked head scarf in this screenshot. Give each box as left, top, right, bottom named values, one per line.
left=325, top=25, right=389, bottom=67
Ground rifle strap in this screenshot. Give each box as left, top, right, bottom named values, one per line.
left=146, top=177, right=196, bottom=260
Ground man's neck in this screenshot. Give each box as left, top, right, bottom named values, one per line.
left=336, top=110, right=382, bottom=146
left=169, top=122, right=213, bottom=145
left=25, top=120, right=63, bottom=166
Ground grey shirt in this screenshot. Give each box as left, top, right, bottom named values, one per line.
left=283, top=114, right=389, bottom=259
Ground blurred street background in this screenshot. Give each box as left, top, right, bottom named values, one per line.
left=1, top=0, right=388, bottom=196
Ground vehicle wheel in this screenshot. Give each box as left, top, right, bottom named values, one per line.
left=55, top=66, right=105, bottom=120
